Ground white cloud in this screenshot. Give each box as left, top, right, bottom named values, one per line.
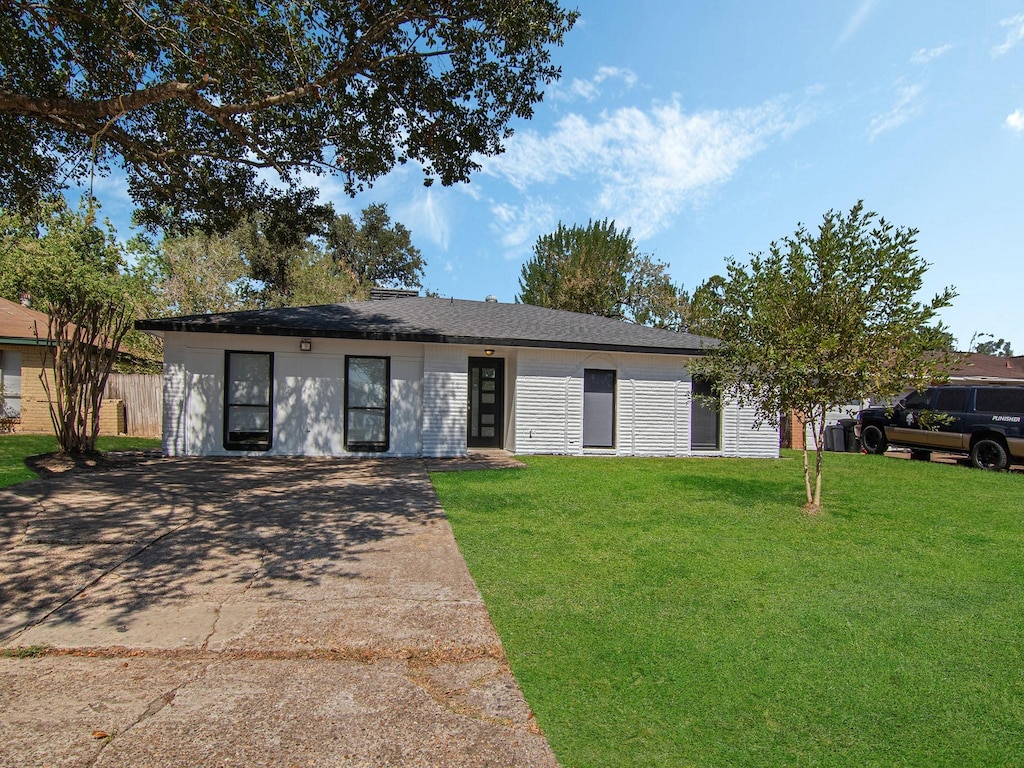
left=992, top=13, right=1024, bottom=56
left=837, top=0, right=878, bottom=47
left=911, top=44, right=953, bottom=64
left=397, top=188, right=450, bottom=250
left=482, top=97, right=794, bottom=240
left=868, top=83, right=924, bottom=141
left=1007, top=109, right=1024, bottom=132
left=551, top=66, right=638, bottom=102
left=489, top=198, right=558, bottom=254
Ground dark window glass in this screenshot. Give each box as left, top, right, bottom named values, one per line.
left=346, top=356, right=390, bottom=451
left=902, top=390, right=931, bottom=410
left=934, top=388, right=967, bottom=412
left=583, top=369, right=616, bottom=448
left=975, top=387, right=1024, bottom=414
left=224, top=351, right=273, bottom=451
left=691, top=376, right=721, bottom=450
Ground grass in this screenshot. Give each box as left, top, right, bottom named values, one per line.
left=1, top=644, right=51, bottom=658
left=0, top=434, right=161, bottom=488
left=432, top=452, right=1024, bottom=768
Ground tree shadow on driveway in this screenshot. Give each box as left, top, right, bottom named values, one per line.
left=0, top=456, right=445, bottom=645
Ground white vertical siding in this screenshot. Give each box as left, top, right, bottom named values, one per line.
left=389, top=355, right=424, bottom=456
left=163, top=332, right=429, bottom=457
left=514, top=350, right=583, bottom=454
left=515, top=351, right=698, bottom=457
left=504, top=353, right=518, bottom=450
left=161, top=338, right=187, bottom=456
left=721, top=400, right=780, bottom=458
left=512, top=351, right=778, bottom=458
left=422, top=345, right=467, bottom=457
left=184, top=347, right=224, bottom=455
left=617, top=358, right=690, bottom=456
left=273, top=353, right=345, bottom=456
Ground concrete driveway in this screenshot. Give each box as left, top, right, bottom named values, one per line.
left=0, top=455, right=555, bottom=767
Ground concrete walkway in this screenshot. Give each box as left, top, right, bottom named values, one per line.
left=0, top=454, right=553, bottom=767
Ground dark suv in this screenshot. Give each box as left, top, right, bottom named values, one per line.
left=856, top=385, right=1024, bottom=470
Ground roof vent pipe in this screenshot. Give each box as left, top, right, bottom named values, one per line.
left=485, top=295, right=498, bottom=303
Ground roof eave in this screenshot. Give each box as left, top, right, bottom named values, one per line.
left=0, top=336, right=57, bottom=347
left=134, top=321, right=710, bottom=356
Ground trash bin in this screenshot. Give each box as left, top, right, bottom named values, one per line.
left=824, top=424, right=846, bottom=452
left=838, top=418, right=860, bottom=452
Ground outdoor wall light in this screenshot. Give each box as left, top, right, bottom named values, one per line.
left=484, top=348, right=495, bottom=356
left=300, top=338, right=312, bottom=352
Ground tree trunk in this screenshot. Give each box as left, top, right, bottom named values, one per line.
left=39, top=299, right=134, bottom=455
left=801, top=446, right=813, bottom=505
left=802, top=410, right=826, bottom=513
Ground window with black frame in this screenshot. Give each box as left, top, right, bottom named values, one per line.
left=691, top=375, right=721, bottom=450
left=224, top=351, right=273, bottom=451
left=583, top=369, right=616, bottom=448
left=345, top=355, right=390, bottom=452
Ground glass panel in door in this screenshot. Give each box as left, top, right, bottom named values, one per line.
left=468, top=357, right=504, bottom=448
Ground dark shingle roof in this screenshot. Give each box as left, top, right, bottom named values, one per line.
left=136, top=297, right=716, bottom=355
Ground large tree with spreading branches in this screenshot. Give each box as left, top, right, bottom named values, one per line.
left=0, top=1, right=577, bottom=231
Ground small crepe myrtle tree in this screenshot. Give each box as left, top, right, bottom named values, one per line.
left=0, top=203, right=139, bottom=454
left=691, top=201, right=956, bottom=511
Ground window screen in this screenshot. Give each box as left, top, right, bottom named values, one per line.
left=583, top=369, right=616, bottom=448
left=345, top=356, right=390, bottom=451
left=0, top=350, right=22, bottom=418
left=224, top=351, right=273, bottom=450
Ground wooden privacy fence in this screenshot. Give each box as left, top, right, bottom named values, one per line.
left=104, top=373, right=162, bottom=437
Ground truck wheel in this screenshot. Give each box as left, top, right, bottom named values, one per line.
left=861, top=425, right=888, bottom=455
left=910, top=449, right=931, bottom=462
left=970, top=439, right=1009, bottom=471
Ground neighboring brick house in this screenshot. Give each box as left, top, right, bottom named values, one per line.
left=0, top=297, right=125, bottom=435
left=780, top=353, right=1024, bottom=449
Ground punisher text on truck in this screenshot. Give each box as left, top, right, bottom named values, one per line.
left=856, top=385, right=1024, bottom=470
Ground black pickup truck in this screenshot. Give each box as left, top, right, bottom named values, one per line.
left=856, top=385, right=1024, bottom=470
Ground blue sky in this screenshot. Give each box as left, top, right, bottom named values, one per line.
left=93, top=1, right=1024, bottom=351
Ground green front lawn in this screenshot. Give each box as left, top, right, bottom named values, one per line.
left=0, top=434, right=162, bottom=488
left=432, top=452, right=1024, bottom=768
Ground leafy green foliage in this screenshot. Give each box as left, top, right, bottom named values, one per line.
left=0, top=203, right=142, bottom=453
left=971, top=332, right=1014, bottom=357
left=434, top=453, right=1024, bottom=768
left=517, top=219, right=686, bottom=326
left=691, top=202, right=957, bottom=508
left=143, top=203, right=422, bottom=314
left=137, top=230, right=256, bottom=316
left=0, top=1, right=577, bottom=230
left=326, top=203, right=425, bottom=289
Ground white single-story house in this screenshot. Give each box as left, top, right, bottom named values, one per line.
left=136, top=293, right=779, bottom=459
